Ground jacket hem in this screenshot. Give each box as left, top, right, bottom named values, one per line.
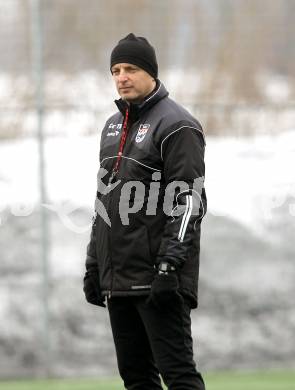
left=102, top=289, right=150, bottom=297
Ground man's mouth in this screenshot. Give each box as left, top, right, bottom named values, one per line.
left=119, top=87, right=132, bottom=91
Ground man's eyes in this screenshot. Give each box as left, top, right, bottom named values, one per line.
left=112, top=67, right=139, bottom=75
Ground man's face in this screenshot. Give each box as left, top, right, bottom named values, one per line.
left=111, top=63, right=156, bottom=103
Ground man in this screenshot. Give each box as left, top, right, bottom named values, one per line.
left=83, top=33, right=207, bottom=390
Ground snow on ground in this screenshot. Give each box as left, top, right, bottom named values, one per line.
left=0, top=130, right=294, bottom=235
left=0, top=136, right=98, bottom=215
left=206, top=130, right=295, bottom=230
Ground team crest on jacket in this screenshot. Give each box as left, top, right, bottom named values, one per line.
left=135, top=124, right=150, bottom=143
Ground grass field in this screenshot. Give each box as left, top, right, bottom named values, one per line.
left=0, top=371, right=294, bottom=390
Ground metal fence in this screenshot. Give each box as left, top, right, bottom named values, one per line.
left=1, top=0, right=295, bottom=379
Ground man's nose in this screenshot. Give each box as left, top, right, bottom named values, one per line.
left=118, top=72, right=128, bottom=82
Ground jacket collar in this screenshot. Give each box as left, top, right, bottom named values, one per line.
left=115, top=80, right=168, bottom=121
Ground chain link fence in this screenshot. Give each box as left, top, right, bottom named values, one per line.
left=1, top=0, right=295, bottom=139
left=1, top=0, right=295, bottom=379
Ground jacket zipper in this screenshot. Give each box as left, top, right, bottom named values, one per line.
left=107, top=108, right=130, bottom=299
left=108, top=191, right=114, bottom=299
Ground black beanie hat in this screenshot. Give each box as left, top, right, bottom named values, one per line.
left=110, top=33, right=158, bottom=79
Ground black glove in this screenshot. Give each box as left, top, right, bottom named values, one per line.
left=146, top=271, right=183, bottom=309
left=83, top=269, right=106, bottom=307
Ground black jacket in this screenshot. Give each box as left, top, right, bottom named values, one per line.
left=85, top=81, right=206, bottom=308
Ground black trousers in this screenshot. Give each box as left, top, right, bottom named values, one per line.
left=107, top=296, right=205, bottom=390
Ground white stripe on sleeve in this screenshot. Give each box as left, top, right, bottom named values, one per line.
left=178, top=195, right=193, bottom=242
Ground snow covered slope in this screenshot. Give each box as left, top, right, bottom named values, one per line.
left=1, top=130, right=294, bottom=234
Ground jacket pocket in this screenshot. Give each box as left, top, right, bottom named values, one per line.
left=111, top=224, right=156, bottom=290
left=95, top=214, right=111, bottom=290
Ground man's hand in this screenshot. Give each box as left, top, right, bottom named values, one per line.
left=83, top=269, right=106, bottom=307
left=146, top=270, right=183, bottom=309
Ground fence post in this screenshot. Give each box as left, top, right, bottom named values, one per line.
left=30, top=0, right=51, bottom=377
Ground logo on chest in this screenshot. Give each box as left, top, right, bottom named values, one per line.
left=135, top=124, right=150, bottom=143
left=107, top=123, right=122, bottom=136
